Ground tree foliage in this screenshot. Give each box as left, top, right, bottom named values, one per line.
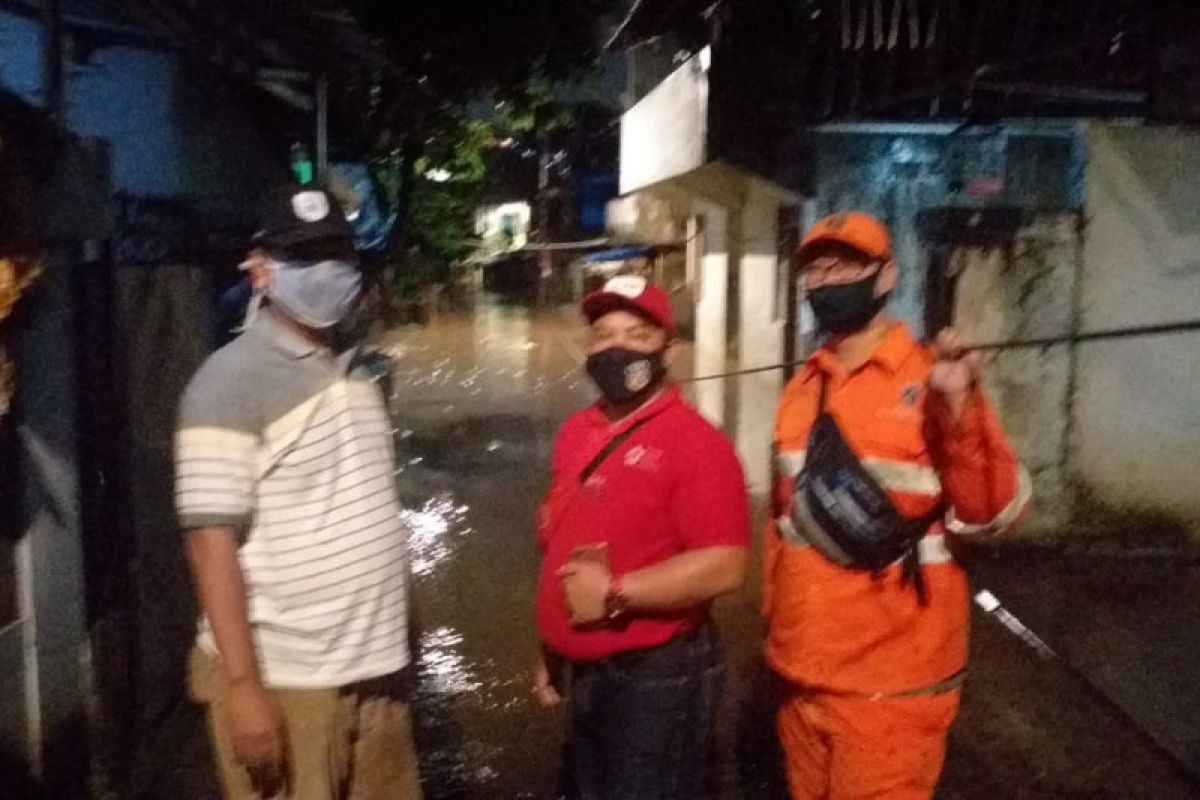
left=323, top=1, right=625, bottom=301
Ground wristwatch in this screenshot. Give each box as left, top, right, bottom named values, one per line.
left=604, top=576, right=630, bottom=624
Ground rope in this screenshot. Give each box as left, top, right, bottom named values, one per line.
left=684, top=359, right=807, bottom=383
left=970, top=318, right=1200, bottom=352
left=681, top=318, right=1200, bottom=384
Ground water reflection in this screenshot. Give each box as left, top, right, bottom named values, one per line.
left=418, top=627, right=483, bottom=696
left=382, top=304, right=584, bottom=798
left=400, top=493, right=472, bottom=578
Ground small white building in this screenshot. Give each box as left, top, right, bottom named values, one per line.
left=475, top=200, right=533, bottom=256
left=609, top=48, right=802, bottom=492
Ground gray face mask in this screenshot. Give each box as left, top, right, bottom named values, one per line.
left=266, top=257, right=362, bottom=329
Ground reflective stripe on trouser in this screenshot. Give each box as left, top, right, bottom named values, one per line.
left=778, top=685, right=960, bottom=800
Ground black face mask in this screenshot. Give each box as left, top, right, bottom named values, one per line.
left=586, top=347, right=667, bottom=405
left=807, top=274, right=888, bottom=335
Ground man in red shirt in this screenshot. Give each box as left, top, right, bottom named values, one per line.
left=533, top=275, right=750, bottom=799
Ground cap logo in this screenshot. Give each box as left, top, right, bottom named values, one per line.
left=292, top=191, right=330, bottom=223
left=603, top=275, right=647, bottom=299
left=826, top=213, right=847, bottom=230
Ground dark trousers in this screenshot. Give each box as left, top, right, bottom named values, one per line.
left=566, top=622, right=725, bottom=800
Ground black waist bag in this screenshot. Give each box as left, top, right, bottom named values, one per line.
left=791, top=377, right=942, bottom=601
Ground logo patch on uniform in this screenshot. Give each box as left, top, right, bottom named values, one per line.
left=900, top=383, right=923, bottom=407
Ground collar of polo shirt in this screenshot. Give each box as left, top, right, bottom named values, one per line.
left=256, top=307, right=357, bottom=372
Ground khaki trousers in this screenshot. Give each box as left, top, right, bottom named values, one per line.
left=188, top=648, right=422, bottom=800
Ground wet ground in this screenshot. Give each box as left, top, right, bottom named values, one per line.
left=139, top=298, right=1200, bottom=799
left=943, top=548, right=1200, bottom=799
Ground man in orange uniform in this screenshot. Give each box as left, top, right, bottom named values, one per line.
left=765, top=212, right=1031, bottom=799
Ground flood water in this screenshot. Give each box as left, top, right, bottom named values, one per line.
left=383, top=301, right=595, bottom=797
left=147, top=298, right=1200, bottom=799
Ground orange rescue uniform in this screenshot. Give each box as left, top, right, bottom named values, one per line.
left=765, top=322, right=1030, bottom=799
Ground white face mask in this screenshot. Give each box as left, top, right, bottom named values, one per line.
left=265, top=256, right=362, bottom=329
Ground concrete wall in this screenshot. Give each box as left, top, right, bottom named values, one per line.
left=734, top=186, right=784, bottom=492
left=947, top=125, right=1200, bottom=538
left=617, top=119, right=1200, bottom=537
left=1075, top=124, right=1200, bottom=532
left=950, top=217, right=1080, bottom=531
left=799, top=127, right=1080, bottom=339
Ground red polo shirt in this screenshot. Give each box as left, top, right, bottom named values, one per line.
left=536, top=386, right=750, bottom=663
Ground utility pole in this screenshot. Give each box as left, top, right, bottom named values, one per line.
left=315, top=75, right=329, bottom=180
left=536, top=133, right=553, bottom=307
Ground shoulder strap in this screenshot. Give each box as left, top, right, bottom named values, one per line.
left=817, top=371, right=829, bottom=413
left=579, top=417, right=653, bottom=485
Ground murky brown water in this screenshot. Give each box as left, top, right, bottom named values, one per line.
left=382, top=302, right=598, bottom=798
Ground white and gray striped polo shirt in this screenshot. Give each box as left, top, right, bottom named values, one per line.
left=175, top=311, right=409, bottom=688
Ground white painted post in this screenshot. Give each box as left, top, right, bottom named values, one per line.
left=693, top=202, right=728, bottom=427
left=736, top=188, right=784, bottom=492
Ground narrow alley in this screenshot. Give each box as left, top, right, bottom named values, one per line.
left=7, top=3, right=1200, bottom=798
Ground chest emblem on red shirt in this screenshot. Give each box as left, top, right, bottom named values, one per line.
left=623, top=444, right=663, bottom=471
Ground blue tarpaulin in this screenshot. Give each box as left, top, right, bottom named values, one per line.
left=584, top=246, right=651, bottom=263
left=332, top=162, right=397, bottom=254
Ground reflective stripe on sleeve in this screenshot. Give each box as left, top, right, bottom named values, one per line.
left=861, top=458, right=942, bottom=497
left=944, top=464, right=1033, bottom=537
left=775, top=449, right=806, bottom=478
left=776, top=516, right=954, bottom=565
left=777, top=450, right=941, bottom=496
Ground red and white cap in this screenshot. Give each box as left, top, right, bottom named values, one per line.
left=581, top=275, right=675, bottom=333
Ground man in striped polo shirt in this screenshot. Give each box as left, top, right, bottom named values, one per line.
left=177, top=185, right=421, bottom=799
